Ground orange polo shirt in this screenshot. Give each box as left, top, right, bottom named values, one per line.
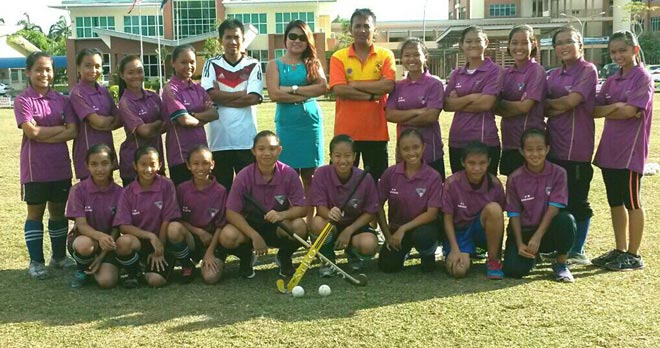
left=329, top=44, right=396, bottom=141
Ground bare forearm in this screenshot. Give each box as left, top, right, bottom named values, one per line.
left=226, top=210, right=260, bottom=240
left=376, top=208, right=391, bottom=238
left=41, top=124, right=77, bottom=143
left=462, top=95, right=496, bottom=113
left=399, top=208, right=439, bottom=232
left=223, top=94, right=261, bottom=108
left=443, top=213, right=459, bottom=250
left=444, top=95, right=475, bottom=111
left=350, top=79, right=394, bottom=95
left=194, top=108, right=219, bottom=122
left=533, top=206, right=559, bottom=240
left=281, top=206, right=307, bottom=221
left=207, top=90, right=244, bottom=104
left=332, top=85, right=373, bottom=100
left=403, top=109, right=440, bottom=126
left=120, top=225, right=156, bottom=240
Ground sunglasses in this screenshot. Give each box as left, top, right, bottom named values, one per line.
left=287, top=33, right=307, bottom=42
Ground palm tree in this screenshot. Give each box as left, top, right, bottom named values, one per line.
left=17, top=13, right=43, bottom=33
left=48, top=15, right=70, bottom=41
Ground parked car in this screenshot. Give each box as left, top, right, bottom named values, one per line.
left=0, top=82, right=12, bottom=95
left=651, top=69, right=660, bottom=83
left=600, top=63, right=619, bottom=79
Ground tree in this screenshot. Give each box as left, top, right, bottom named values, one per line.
left=623, top=2, right=660, bottom=64
left=333, top=18, right=353, bottom=50
left=17, top=13, right=43, bottom=33
left=203, top=37, right=223, bottom=58
left=48, top=16, right=70, bottom=42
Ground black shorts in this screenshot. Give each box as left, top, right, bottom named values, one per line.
left=601, top=168, right=643, bottom=209
left=169, top=163, right=192, bottom=186
left=549, top=159, right=593, bottom=220
left=245, top=216, right=296, bottom=249
left=427, top=157, right=446, bottom=182
left=22, top=180, right=71, bottom=205
left=212, top=149, right=254, bottom=192
left=352, top=141, right=388, bottom=181
left=449, top=146, right=501, bottom=176
left=140, top=239, right=175, bottom=278
left=499, top=149, right=525, bottom=176
left=66, top=230, right=119, bottom=267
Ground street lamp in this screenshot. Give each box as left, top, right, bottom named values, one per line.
left=560, top=13, right=584, bottom=35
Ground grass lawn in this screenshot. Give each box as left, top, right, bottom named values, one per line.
left=0, top=97, right=659, bottom=347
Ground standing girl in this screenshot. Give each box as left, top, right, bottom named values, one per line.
left=309, top=134, right=380, bottom=277
left=495, top=25, right=546, bottom=176
left=162, top=45, right=218, bottom=185
left=175, top=145, right=228, bottom=284
left=117, top=55, right=164, bottom=186
left=220, top=131, right=307, bottom=279
left=502, top=128, right=576, bottom=282
left=377, top=129, right=443, bottom=273
left=66, top=144, right=123, bottom=288
left=15, top=51, right=78, bottom=279
left=386, top=38, right=445, bottom=180
left=545, top=26, right=598, bottom=265
left=70, top=48, right=121, bottom=180
left=113, top=146, right=182, bottom=288
left=266, top=20, right=327, bottom=222
left=591, top=31, right=654, bottom=271
left=441, top=141, right=505, bottom=279
left=444, top=26, right=503, bottom=175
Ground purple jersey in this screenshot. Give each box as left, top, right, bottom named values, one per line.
left=546, top=58, right=597, bottom=162
left=112, top=175, right=181, bottom=234
left=500, top=59, right=546, bottom=149
left=70, top=81, right=118, bottom=179
left=378, top=162, right=443, bottom=230
left=444, top=57, right=503, bottom=148
left=505, top=161, right=568, bottom=229
left=387, top=70, right=444, bottom=162
left=117, top=89, right=163, bottom=180
left=441, top=170, right=505, bottom=229
left=161, top=76, right=210, bottom=167
left=66, top=177, right=122, bottom=233
left=177, top=178, right=227, bottom=232
left=14, top=87, right=77, bottom=184
left=226, top=161, right=305, bottom=217
left=594, top=66, right=654, bottom=174
left=309, top=165, right=379, bottom=226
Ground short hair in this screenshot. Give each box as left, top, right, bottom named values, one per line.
left=218, top=18, right=245, bottom=38
left=329, top=134, right=354, bottom=153
left=133, top=145, right=160, bottom=165
left=350, top=8, right=376, bottom=28
left=520, top=128, right=548, bottom=148
left=187, top=145, right=213, bottom=164
left=252, top=130, right=279, bottom=148
left=399, top=38, right=429, bottom=70
left=171, top=44, right=195, bottom=62
left=459, top=26, right=487, bottom=44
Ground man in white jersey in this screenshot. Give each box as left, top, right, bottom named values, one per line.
left=202, top=18, right=264, bottom=191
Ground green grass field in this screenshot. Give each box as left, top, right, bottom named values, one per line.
left=1, top=98, right=659, bottom=347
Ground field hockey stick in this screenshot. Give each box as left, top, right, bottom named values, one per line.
left=284, top=167, right=371, bottom=292
left=242, top=193, right=367, bottom=292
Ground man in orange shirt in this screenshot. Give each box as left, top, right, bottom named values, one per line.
left=329, top=8, right=396, bottom=181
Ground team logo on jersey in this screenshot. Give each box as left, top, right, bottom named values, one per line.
left=455, top=83, right=462, bottom=89
left=564, top=85, right=573, bottom=93
left=138, top=109, right=147, bottom=116
left=416, top=188, right=426, bottom=198
left=349, top=198, right=360, bottom=209
left=84, top=205, right=93, bottom=212
left=458, top=201, right=467, bottom=209
left=397, top=96, right=406, bottom=103
left=154, top=201, right=163, bottom=210
left=419, top=96, right=426, bottom=105
left=131, top=209, right=140, bottom=216
left=92, top=105, right=99, bottom=111
left=521, top=194, right=535, bottom=202
left=218, top=73, right=225, bottom=79
left=183, top=99, right=190, bottom=106
left=389, top=188, right=399, bottom=195
left=182, top=206, right=192, bottom=213
left=605, top=93, right=612, bottom=99
left=346, top=68, right=353, bottom=75
left=209, top=208, right=219, bottom=217
left=274, top=195, right=286, bottom=205
left=475, top=79, right=483, bottom=85
left=518, top=82, right=525, bottom=91
left=111, top=206, right=117, bottom=215
left=545, top=186, right=552, bottom=196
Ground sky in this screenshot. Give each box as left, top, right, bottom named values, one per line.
left=4, top=0, right=448, bottom=32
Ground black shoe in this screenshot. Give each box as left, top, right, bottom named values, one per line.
left=420, top=255, right=436, bottom=273
left=275, top=254, right=295, bottom=278
left=239, top=254, right=257, bottom=279
left=605, top=252, right=645, bottom=271
left=122, top=275, right=139, bottom=289
left=592, top=249, right=624, bottom=268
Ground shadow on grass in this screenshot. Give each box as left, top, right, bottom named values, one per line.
left=0, top=256, right=607, bottom=331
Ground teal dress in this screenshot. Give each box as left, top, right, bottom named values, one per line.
left=274, top=59, right=324, bottom=169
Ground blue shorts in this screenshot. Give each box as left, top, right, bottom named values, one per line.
left=442, top=217, right=486, bottom=255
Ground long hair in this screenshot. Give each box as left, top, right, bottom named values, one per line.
left=609, top=30, right=643, bottom=65
left=76, top=48, right=103, bottom=81
left=284, top=20, right=320, bottom=83
left=117, top=55, right=141, bottom=99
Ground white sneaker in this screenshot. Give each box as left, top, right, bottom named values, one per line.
left=49, top=256, right=76, bottom=270
left=29, top=261, right=48, bottom=280
left=318, top=264, right=336, bottom=278
left=567, top=253, right=592, bottom=266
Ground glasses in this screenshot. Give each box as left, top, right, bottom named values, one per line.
left=287, top=33, right=307, bottom=42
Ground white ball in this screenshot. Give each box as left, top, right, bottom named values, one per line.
left=292, top=285, right=305, bottom=297
left=318, top=284, right=331, bottom=297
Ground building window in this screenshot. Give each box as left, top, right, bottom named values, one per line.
left=142, top=54, right=162, bottom=78
left=227, top=13, right=267, bottom=35
left=75, top=16, right=115, bottom=38
left=651, top=17, right=660, bottom=32
left=174, top=0, right=216, bottom=39
left=102, top=53, right=111, bottom=81
left=489, top=4, right=516, bottom=17
left=275, top=12, right=315, bottom=33
left=247, top=49, right=269, bottom=72
left=124, top=16, right=164, bottom=37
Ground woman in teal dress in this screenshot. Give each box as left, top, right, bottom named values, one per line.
left=266, top=19, right=327, bottom=221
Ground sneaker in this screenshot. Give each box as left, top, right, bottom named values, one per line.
left=605, top=252, right=645, bottom=271
left=70, top=270, right=88, bottom=288
left=180, top=262, right=195, bottom=284
left=420, top=255, right=436, bottom=273
left=592, top=249, right=624, bottom=268
left=345, top=248, right=365, bottom=271
left=239, top=254, right=258, bottom=279
left=486, top=259, right=504, bottom=280
left=49, top=256, right=76, bottom=270
left=552, top=263, right=575, bottom=283
left=122, top=275, right=139, bottom=289
left=318, top=264, right=336, bottom=277
left=275, top=254, right=295, bottom=278
left=28, top=260, right=48, bottom=280
left=566, top=253, right=592, bottom=266
left=471, top=247, right=488, bottom=260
